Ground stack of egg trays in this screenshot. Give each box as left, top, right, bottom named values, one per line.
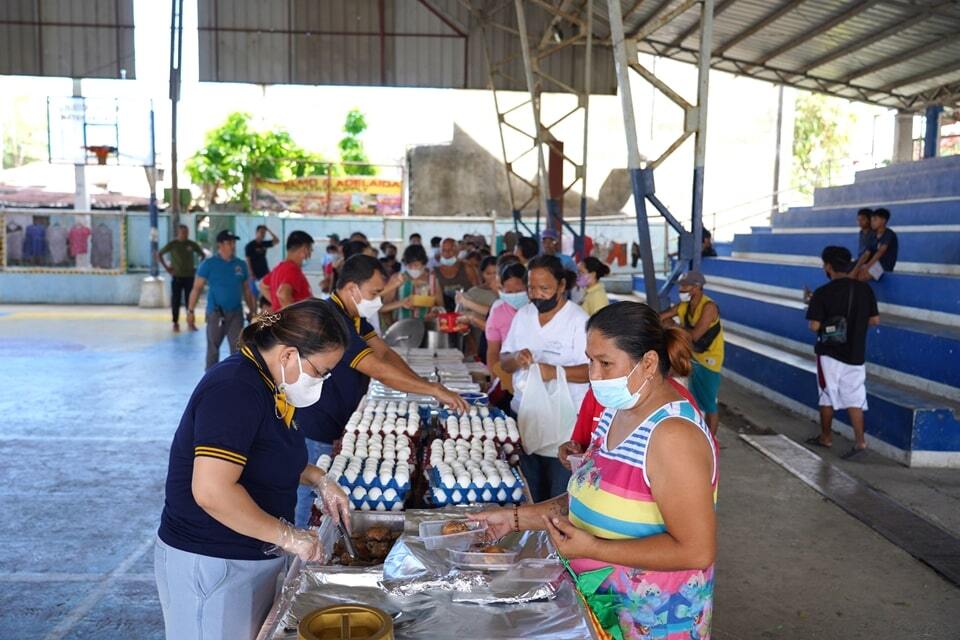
left=334, top=459, right=412, bottom=512
left=425, top=465, right=526, bottom=507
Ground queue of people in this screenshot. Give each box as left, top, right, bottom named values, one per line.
left=155, top=223, right=727, bottom=640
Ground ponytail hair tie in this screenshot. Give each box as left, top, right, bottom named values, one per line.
left=259, top=312, right=282, bottom=328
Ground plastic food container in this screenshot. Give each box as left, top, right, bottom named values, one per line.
left=447, top=547, right=519, bottom=571
left=298, top=605, right=394, bottom=640
left=418, top=519, right=487, bottom=550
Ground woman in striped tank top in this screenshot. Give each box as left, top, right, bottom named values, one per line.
left=473, top=302, right=718, bottom=639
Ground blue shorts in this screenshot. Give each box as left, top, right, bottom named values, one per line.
left=690, top=361, right=721, bottom=414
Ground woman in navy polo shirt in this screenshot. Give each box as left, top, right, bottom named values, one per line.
left=156, top=299, right=352, bottom=640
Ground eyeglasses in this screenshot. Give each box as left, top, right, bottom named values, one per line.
left=302, top=353, right=333, bottom=381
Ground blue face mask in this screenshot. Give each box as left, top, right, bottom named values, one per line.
left=500, top=291, right=528, bottom=310
left=590, top=361, right=648, bottom=410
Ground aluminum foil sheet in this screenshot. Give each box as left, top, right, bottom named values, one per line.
left=264, top=563, right=594, bottom=640
left=258, top=509, right=596, bottom=640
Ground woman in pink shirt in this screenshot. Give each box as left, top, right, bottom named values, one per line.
left=485, top=262, right=528, bottom=395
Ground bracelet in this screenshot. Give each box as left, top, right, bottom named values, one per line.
left=513, top=504, right=520, bottom=532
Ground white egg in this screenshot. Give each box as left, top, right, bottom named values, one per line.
left=496, top=488, right=508, bottom=502
left=503, top=474, right=517, bottom=488
left=486, top=473, right=501, bottom=488
left=480, top=407, right=490, bottom=417
left=395, top=471, right=410, bottom=485
left=481, top=489, right=493, bottom=502
left=450, top=490, right=463, bottom=503
left=406, top=424, right=418, bottom=436
left=328, top=470, right=342, bottom=483
left=360, top=501, right=372, bottom=511
left=391, top=501, right=404, bottom=511
left=456, top=474, right=470, bottom=487
left=375, top=502, right=387, bottom=511
left=466, top=489, right=478, bottom=502
left=367, top=487, right=383, bottom=501
left=379, top=471, right=392, bottom=486
left=344, top=468, right=359, bottom=484
left=512, top=487, right=524, bottom=502
left=441, top=473, right=456, bottom=489
left=362, top=469, right=376, bottom=486
left=351, top=486, right=366, bottom=500
left=433, top=487, right=447, bottom=503
left=383, top=488, right=398, bottom=501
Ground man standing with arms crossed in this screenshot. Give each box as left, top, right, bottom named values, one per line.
left=187, top=230, right=257, bottom=369
left=157, top=224, right=205, bottom=332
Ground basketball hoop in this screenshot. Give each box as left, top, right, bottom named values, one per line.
left=85, top=145, right=117, bottom=165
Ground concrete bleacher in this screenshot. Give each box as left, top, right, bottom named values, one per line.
left=637, top=156, right=960, bottom=467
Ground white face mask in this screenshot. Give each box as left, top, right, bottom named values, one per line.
left=279, top=352, right=326, bottom=408
left=406, top=267, right=424, bottom=279
left=679, top=292, right=691, bottom=302
left=355, top=290, right=384, bottom=320
left=439, top=256, right=457, bottom=267
left=589, top=361, right=649, bottom=410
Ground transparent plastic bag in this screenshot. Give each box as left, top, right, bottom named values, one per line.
left=517, top=364, right=577, bottom=457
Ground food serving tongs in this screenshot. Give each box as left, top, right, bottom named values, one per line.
left=336, top=521, right=358, bottom=560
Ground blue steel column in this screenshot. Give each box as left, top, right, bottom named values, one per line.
left=607, top=0, right=659, bottom=309
left=148, top=107, right=159, bottom=278
left=690, top=0, right=714, bottom=272
left=923, top=105, right=943, bottom=159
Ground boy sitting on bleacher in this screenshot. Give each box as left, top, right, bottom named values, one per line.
left=853, top=208, right=898, bottom=281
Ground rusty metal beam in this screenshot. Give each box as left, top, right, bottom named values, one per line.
left=713, top=0, right=807, bottom=56
left=751, top=0, right=882, bottom=66
left=665, top=0, right=736, bottom=52
left=833, top=37, right=948, bottom=85
left=628, top=0, right=699, bottom=42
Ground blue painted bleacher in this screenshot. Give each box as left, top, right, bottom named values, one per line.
left=637, top=155, right=960, bottom=467
left=730, top=230, right=960, bottom=266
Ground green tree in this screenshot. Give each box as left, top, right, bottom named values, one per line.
left=338, top=108, right=377, bottom=176
left=791, top=92, right=855, bottom=196
left=185, top=112, right=332, bottom=208
left=2, top=97, right=45, bottom=169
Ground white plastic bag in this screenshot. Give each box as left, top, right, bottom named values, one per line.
left=517, top=363, right=577, bottom=457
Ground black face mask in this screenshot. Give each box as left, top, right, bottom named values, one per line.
left=531, top=295, right=559, bottom=313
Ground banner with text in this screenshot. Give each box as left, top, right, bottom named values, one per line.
left=253, top=176, right=403, bottom=216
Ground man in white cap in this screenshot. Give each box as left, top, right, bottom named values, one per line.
left=660, top=270, right=724, bottom=434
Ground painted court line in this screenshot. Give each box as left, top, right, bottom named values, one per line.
left=0, top=435, right=170, bottom=443
left=741, top=434, right=960, bottom=588
left=43, top=536, right=155, bottom=640
left=0, top=572, right=155, bottom=583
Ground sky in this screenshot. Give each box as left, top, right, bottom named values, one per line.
left=0, top=0, right=904, bottom=240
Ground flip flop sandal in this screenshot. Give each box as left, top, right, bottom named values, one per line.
left=840, top=447, right=867, bottom=461
left=804, top=436, right=831, bottom=448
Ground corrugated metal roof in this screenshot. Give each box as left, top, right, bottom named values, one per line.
left=0, top=0, right=135, bottom=79
left=196, top=0, right=617, bottom=93
left=4, top=1, right=955, bottom=111
left=611, top=0, right=960, bottom=110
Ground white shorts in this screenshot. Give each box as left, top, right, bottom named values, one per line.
left=867, top=261, right=885, bottom=280
left=817, top=355, right=868, bottom=410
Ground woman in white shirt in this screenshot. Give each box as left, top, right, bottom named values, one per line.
left=500, top=255, right=589, bottom=501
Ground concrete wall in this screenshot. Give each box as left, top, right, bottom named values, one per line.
left=407, top=125, right=603, bottom=217
left=0, top=273, right=154, bottom=304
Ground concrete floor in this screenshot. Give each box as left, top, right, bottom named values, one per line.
left=0, top=305, right=957, bottom=639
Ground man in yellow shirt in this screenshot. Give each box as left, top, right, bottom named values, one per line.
left=660, top=270, right=724, bottom=434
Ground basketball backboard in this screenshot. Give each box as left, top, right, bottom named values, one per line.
left=47, top=97, right=155, bottom=167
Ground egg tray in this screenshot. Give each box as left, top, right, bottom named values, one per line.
left=332, top=435, right=418, bottom=465
left=424, top=465, right=526, bottom=508
left=437, top=407, right=506, bottom=421
left=335, top=468, right=413, bottom=512
left=422, top=439, right=521, bottom=473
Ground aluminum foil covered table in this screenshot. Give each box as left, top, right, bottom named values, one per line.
left=257, top=510, right=598, bottom=640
